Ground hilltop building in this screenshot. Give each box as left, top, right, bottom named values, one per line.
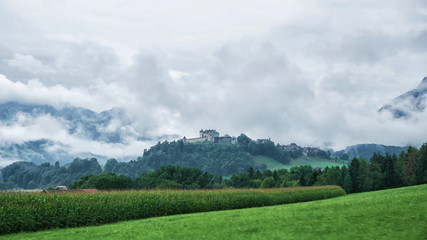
left=200, top=129, right=219, bottom=141
left=256, top=138, right=271, bottom=144
left=280, top=143, right=324, bottom=157
left=183, top=129, right=236, bottom=144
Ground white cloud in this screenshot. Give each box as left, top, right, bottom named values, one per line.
left=4, top=54, right=56, bottom=75
left=0, top=0, right=426, bottom=165
left=0, top=74, right=129, bottom=112
left=0, top=157, right=21, bottom=168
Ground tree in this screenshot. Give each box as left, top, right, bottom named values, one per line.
left=261, top=177, right=276, bottom=188
left=340, top=166, right=352, bottom=193
left=272, top=170, right=279, bottom=182
left=307, top=170, right=321, bottom=186
left=341, top=153, right=349, bottom=161
left=411, top=144, right=427, bottom=185
left=237, top=134, right=251, bottom=150
left=156, top=179, right=180, bottom=189
left=402, top=147, right=418, bottom=185
left=247, top=167, right=255, bottom=180
left=383, top=154, right=398, bottom=188
left=230, top=172, right=250, bottom=188
left=104, top=158, right=118, bottom=173
left=349, top=158, right=361, bottom=193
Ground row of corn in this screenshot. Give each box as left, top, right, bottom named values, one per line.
left=0, top=185, right=345, bottom=235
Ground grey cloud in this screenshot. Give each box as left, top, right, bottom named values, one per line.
left=4, top=54, right=56, bottom=75
left=412, top=30, right=427, bottom=52
left=0, top=0, right=426, bottom=153
left=1, top=37, right=121, bottom=87
left=161, top=39, right=317, bottom=144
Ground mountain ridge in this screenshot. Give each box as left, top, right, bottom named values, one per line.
left=334, top=143, right=408, bottom=160
left=0, top=101, right=146, bottom=166
left=379, top=76, right=427, bottom=118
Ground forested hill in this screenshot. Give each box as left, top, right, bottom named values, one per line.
left=0, top=134, right=295, bottom=189
left=1, top=133, right=409, bottom=190
left=139, top=134, right=291, bottom=176
left=335, top=144, right=408, bottom=160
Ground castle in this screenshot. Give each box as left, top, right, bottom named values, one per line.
left=183, top=129, right=236, bottom=144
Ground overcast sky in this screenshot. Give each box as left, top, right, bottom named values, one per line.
left=0, top=0, right=426, bottom=157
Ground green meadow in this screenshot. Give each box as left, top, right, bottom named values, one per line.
left=289, top=156, right=347, bottom=168
left=253, top=155, right=346, bottom=171
left=2, top=184, right=426, bottom=240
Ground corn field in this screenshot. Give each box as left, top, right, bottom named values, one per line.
left=0, top=186, right=345, bottom=235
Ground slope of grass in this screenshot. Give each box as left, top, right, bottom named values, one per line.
left=289, top=156, right=346, bottom=169
left=253, top=155, right=347, bottom=171
left=4, top=184, right=426, bottom=240
left=252, top=155, right=288, bottom=170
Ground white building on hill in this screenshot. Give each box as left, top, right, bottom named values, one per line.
left=183, top=129, right=236, bottom=144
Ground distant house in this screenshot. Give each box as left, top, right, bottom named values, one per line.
left=256, top=138, right=271, bottom=144
left=214, top=134, right=237, bottom=144
left=55, top=186, right=68, bottom=190
left=302, top=147, right=321, bottom=157
left=182, top=136, right=207, bottom=143
left=183, top=129, right=236, bottom=144
left=281, top=143, right=303, bottom=151
left=200, top=129, right=219, bottom=141
left=314, top=166, right=322, bottom=170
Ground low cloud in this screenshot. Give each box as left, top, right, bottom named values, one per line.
left=0, top=112, right=155, bottom=160
left=4, top=54, right=56, bottom=75
left=0, top=74, right=128, bottom=112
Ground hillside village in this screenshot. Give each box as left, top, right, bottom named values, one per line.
left=183, top=129, right=237, bottom=144
left=182, top=129, right=328, bottom=158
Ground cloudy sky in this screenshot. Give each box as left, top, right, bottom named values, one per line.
left=0, top=0, right=426, bottom=159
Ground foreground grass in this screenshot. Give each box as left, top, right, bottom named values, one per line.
left=4, top=184, right=426, bottom=240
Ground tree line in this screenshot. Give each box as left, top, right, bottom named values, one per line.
left=228, top=144, right=426, bottom=193
left=68, top=143, right=426, bottom=193
left=1, top=137, right=424, bottom=192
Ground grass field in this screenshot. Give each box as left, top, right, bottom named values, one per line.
left=252, top=155, right=288, bottom=170
left=289, top=156, right=347, bottom=169
left=3, top=184, right=426, bottom=240
left=252, top=155, right=347, bottom=171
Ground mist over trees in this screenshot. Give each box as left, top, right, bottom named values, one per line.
left=0, top=158, right=102, bottom=190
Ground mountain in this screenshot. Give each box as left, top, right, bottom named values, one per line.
left=0, top=102, right=141, bottom=143
left=0, top=139, right=104, bottom=165
left=0, top=102, right=147, bottom=166
left=335, top=143, right=408, bottom=160
left=379, top=76, right=427, bottom=118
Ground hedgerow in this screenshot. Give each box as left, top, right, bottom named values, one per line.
left=0, top=186, right=345, bottom=235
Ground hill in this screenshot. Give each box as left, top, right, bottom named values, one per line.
left=138, top=138, right=291, bottom=176
left=335, top=143, right=407, bottom=160
left=4, top=184, right=426, bottom=239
